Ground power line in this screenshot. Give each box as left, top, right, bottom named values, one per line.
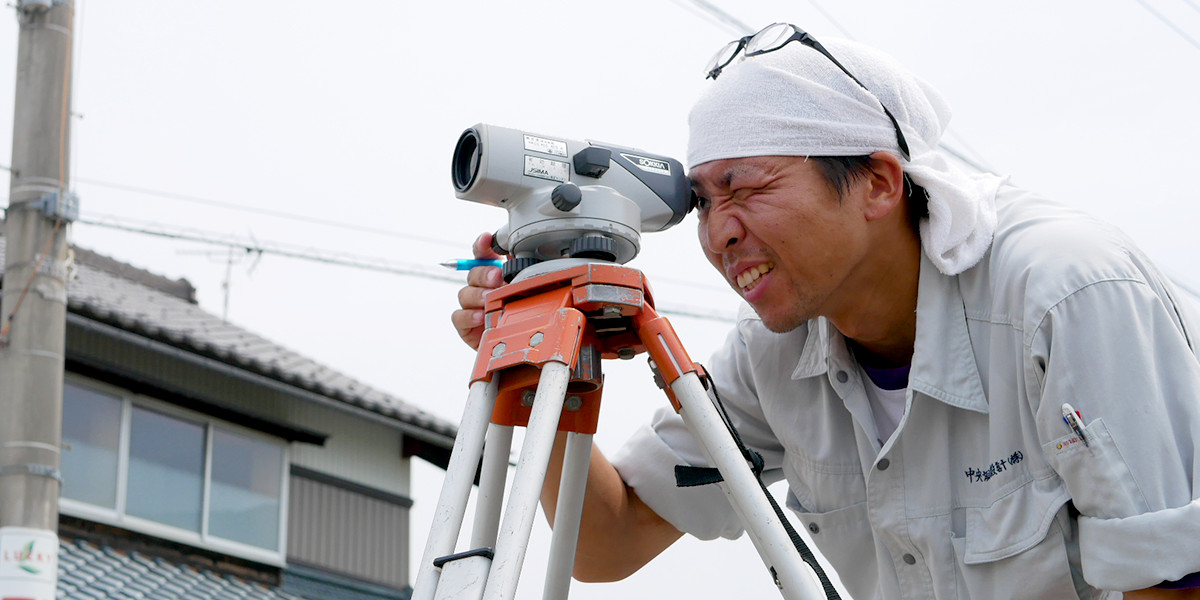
left=73, top=176, right=465, bottom=249
left=805, top=0, right=856, bottom=39
left=75, top=214, right=740, bottom=323
left=77, top=212, right=466, bottom=284
left=69, top=175, right=735, bottom=294
left=1135, top=0, right=1200, bottom=51
left=671, top=0, right=753, bottom=36
left=669, top=1, right=997, bottom=174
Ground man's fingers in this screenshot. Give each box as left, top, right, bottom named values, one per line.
left=473, top=232, right=503, bottom=260
left=458, top=284, right=490, bottom=311
left=466, top=266, right=503, bottom=289
left=451, top=307, right=484, bottom=332
left=450, top=309, right=485, bottom=350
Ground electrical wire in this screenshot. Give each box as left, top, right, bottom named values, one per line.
left=73, top=214, right=740, bottom=323
left=76, top=213, right=466, bottom=284
left=1135, top=0, right=1200, bottom=50
left=670, top=0, right=997, bottom=174
left=0, top=219, right=65, bottom=344
left=670, top=0, right=753, bottom=36
left=74, top=176, right=464, bottom=249
left=805, top=0, right=856, bottom=39
left=2, top=1, right=75, bottom=344
left=59, top=1, right=73, bottom=186
left=71, top=177, right=734, bottom=294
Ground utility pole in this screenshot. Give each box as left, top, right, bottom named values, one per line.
left=0, top=1, right=76, bottom=598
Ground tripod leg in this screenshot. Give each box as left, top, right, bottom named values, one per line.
left=471, top=423, right=515, bottom=549
left=543, top=431, right=593, bottom=600
left=483, top=360, right=572, bottom=600
left=413, top=377, right=501, bottom=600
left=671, top=371, right=833, bottom=600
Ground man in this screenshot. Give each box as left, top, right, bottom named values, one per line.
left=451, top=25, right=1200, bottom=598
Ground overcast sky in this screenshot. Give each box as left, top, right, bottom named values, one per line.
left=3, top=1, right=1200, bottom=597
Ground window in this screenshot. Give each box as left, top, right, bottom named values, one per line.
left=209, top=428, right=284, bottom=550
left=59, top=379, right=288, bottom=564
left=127, top=406, right=206, bottom=532
left=62, top=384, right=122, bottom=509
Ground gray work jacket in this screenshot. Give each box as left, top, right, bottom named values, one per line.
left=612, top=186, right=1200, bottom=599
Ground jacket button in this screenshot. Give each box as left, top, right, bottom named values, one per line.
left=808, top=522, right=820, bottom=534
left=877, top=458, right=890, bottom=471
left=836, top=370, right=848, bottom=383
left=903, top=553, right=916, bottom=565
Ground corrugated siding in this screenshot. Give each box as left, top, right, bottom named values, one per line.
left=287, top=472, right=410, bottom=589
left=283, top=402, right=411, bottom=497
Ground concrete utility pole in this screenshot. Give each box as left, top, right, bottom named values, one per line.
left=0, top=0, right=76, bottom=597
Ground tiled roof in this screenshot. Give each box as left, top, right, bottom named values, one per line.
left=0, top=240, right=456, bottom=442
left=56, top=537, right=308, bottom=600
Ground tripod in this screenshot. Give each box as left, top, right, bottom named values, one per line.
left=412, top=261, right=838, bottom=600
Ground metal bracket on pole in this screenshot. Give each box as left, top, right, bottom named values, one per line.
left=16, top=0, right=53, bottom=13
left=33, top=190, right=79, bottom=222
left=0, top=464, right=63, bottom=482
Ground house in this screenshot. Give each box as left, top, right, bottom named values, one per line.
left=0, top=239, right=459, bottom=600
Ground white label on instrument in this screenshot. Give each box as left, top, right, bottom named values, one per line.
left=524, top=135, right=568, bottom=157
left=621, top=153, right=671, bottom=176
left=524, top=155, right=570, bottom=183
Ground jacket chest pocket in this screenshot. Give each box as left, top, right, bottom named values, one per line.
left=948, top=475, right=1099, bottom=599
left=783, top=449, right=867, bottom=515
left=786, top=496, right=877, bottom=600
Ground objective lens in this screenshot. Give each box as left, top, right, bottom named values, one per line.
left=451, top=128, right=482, bottom=192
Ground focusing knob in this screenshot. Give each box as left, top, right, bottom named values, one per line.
left=568, top=237, right=617, bottom=262
left=490, top=232, right=508, bottom=256
left=551, top=183, right=582, bottom=212
left=502, top=257, right=541, bottom=282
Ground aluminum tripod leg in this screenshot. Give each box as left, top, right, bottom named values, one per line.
left=483, top=361, right=572, bottom=600
left=414, top=363, right=574, bottom=600
left=413, top=377, right=501, bottom=600
left=471, top=423, right=515, bottom=549
left=669, top=371, right=833, bottom=600
left=543, top=431, right=592, bottom=600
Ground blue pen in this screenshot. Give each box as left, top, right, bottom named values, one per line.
left=440, top=259, right=503, bottom=271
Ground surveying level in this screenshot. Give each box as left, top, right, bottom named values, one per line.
left=412, top=260, right=843, bottom=600
left=414, top=123, right=843, bottom=599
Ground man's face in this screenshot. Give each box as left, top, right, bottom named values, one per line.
left=690, top=155, right=873, bottom=333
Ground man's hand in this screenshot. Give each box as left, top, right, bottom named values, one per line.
left=451, top=233, right=505, bottom=350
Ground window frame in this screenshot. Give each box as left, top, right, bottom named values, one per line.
left=60, top=374, right=290, bottom=566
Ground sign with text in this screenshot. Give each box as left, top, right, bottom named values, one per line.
left=0, top=527, right=57, bottom=600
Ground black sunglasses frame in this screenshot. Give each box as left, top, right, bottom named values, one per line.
left=706, top=23, right=912, bottom=161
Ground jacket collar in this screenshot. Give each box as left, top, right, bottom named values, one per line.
left=789, top=252, right=989, bottom=414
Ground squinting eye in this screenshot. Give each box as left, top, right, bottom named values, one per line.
left=693, top=196, right=711, bottom=214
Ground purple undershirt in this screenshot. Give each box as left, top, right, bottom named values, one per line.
left=859, top=363, right=911, bottom=391
left=1157, top=572, right=1200, bottom=589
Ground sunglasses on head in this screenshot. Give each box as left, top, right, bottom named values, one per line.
left=705, top=23, right=911, bottom=161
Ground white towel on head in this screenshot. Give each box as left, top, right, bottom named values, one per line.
left=687, top=37, right=1005, bottom=275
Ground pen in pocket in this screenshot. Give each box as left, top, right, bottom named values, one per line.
left=1061, top=403, right=1089, bottom=447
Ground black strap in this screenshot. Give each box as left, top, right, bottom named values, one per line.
left=675, top=369, right=842, bottom=600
